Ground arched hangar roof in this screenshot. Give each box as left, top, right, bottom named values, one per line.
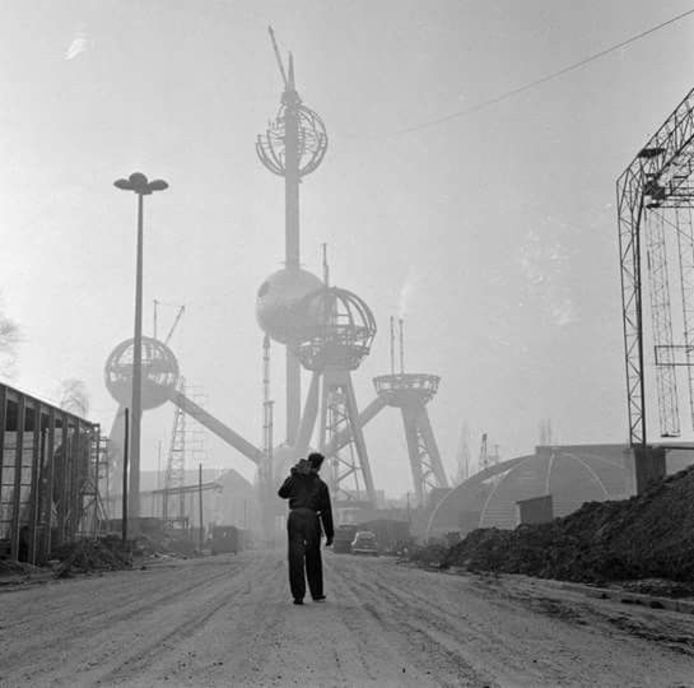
left=426, top=444, right=632, bottom=538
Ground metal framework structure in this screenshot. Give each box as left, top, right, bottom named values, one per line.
left=644, top=210, right=679, bottom=437
left=96, top=32, right=450, bottom=532
left=258, top=334, right=278, bottom=539
left=373, top=373, right=448, bottom=506
left=79, top=432, right=108, bottom=535
left=0, top=382, right=100, bottom=563
left=292, top=287, right=378, bottom=505
left=477, top=432, right=500, bottom=472
left=256, top=28, right=328, bottom=444
left=163, top=378, right=187, bottom=523
left=300, top=317, right=450, bottom=508
left=104, top=310, right=265, bottom=523
left=323, top=370, right=375, bottom=504
left=105, top=335, right=180, bottom=506
left=676, top=207, right=694, bottom=424
left=617, top=85, right=694, bottom=445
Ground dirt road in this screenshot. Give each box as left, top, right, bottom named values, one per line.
left=1, top=550, right=694, bottom=687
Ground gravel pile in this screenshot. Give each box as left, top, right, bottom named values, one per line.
left=443, top=464, right=694, bottom=584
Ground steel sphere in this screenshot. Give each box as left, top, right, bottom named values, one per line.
left=293, top=286, right=377, bottom=371
left=104, top=337, right=179, bottom=409
left=256, top=268, right=325, bottom=344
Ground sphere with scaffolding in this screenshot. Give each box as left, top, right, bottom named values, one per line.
left=293, top=286, right=377, bottom=371
left=104, top=336, right=179, bottom=409
left=256, top=97, right=328, bottom=178
left=256, top=268, right=325, bottom=344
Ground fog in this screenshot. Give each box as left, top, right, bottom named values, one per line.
left=2, top=1, right=694, bottom=496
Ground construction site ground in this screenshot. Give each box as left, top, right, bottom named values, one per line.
left=2, top=551, right=694, bottom=687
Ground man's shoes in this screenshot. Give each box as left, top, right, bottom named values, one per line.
left=293, top=599, right=304, bottom=605
left=312, top=595, right=326, bottom=602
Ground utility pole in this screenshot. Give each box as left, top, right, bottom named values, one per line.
left=122, top=408, right=129, bottom=545
left=198, top=463, right=204, bottom=550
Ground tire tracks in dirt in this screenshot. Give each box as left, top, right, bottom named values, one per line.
left=326, top=556, right=495, bottom=688
left=326, top=555, right=694, bottom=688
left=0, top=555, right=258, bottom=688
left=4, top=551, right=694, bottom=687
left=1, top=559, right=240, bottom=677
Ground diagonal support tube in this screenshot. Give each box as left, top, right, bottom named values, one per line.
left=293, top=371, right=321, bottom=456
left=170, top=391, right=263, bottom=465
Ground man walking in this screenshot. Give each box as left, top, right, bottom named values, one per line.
left=278, top=452, right=334, bottom=605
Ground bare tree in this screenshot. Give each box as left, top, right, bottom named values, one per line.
left=58, top=379, right=90, bottom=417
left=0, top=313, right=19, bottom=379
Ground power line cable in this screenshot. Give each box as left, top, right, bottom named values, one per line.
left=396, top=6, right=694, bottom=136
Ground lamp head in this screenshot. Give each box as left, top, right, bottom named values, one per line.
left=148, top=179, right=169, bottom=192
left=114, top=172, right=168, bottom=195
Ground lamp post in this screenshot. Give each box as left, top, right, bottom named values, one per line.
left=114, top=172, right=168, bottom=528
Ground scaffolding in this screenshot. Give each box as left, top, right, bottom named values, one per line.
left=617, top=85, right=694, bottom=445
left=162, top=378, right=211, bottom=526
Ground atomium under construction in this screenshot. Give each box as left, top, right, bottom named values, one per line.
left=103, top=30, right=449, bottom=536
left=253, top=29, right=449, bottom=520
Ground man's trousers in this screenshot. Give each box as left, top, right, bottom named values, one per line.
left=286, top=507, right=323, bottom=601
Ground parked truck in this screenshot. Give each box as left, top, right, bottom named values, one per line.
left=209, top=525, right=244, bottom=555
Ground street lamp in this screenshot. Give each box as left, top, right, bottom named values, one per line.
left=114, top=172, right=168, bottom=528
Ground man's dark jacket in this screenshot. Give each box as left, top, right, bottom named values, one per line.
left=278, top=470, right=334, bottom=541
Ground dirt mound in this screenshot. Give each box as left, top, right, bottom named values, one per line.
left=443, top=464, right=694, bottom=584
left=407, top=541, right=449, bottom=567
left=51, top=536, right=133, bottom=578
left=0, top=559, right=43, bottom=577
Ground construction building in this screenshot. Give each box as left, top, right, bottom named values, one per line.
left=0, top=381, right=101, bottom=563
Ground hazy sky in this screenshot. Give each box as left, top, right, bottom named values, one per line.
left=2, top=1, right=694, bottom=495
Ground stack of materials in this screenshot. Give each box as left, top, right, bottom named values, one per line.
left=443, top=465, right=694, bottom=584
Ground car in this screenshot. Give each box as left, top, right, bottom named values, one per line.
left=333, top=524, right=358, bottom=554
left=351, top=530, right=379, bottom=556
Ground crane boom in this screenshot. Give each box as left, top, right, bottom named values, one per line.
left=164, top=305, right=185, bottom=346
left=268, top=26, right=288, bottom=88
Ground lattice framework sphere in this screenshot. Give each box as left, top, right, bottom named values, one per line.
left=294, top=286, right=377, bottom=371
left=104, top=336, right=179, bottom=409
left=256, top=102, right=328, bottom=178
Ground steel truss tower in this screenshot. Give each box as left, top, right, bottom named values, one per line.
left=368, top=315, right=448, bottom=506
left=373, top=373, right=448, bottom=506
left=163, top=378, right=187, bottom=524
left=291, top=287, right=377, bottom=505
left=320, top=369, right=375, bottom=504
left=617, top=85, right=694, bottom=445
left=259, top=334, right=279, bottom=539
left=256, top=29, right=328, bottom=445
left=298, top=316, right=449, bottom=508
left=676, top=208, right=694, bottom=426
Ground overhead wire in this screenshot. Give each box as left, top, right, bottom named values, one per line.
left=395, top=6, right=694, bottom=136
